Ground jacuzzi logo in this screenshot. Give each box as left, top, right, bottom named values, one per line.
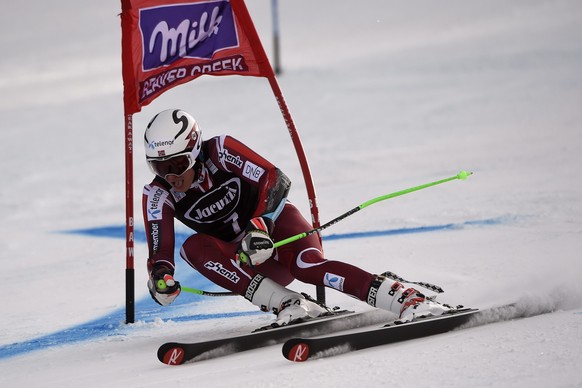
left=139, top=0, right=238, bottom=71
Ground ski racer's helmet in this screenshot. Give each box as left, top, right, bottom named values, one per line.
left=144, top=109, right=202, bottom=177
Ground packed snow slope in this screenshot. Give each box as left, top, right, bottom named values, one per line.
left=1, top=0, right=581, bottom=387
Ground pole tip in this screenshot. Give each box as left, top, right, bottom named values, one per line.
left=457, top=170, right=473, bottom=180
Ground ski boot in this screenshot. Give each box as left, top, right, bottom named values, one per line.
left=367, top=276, right=451, bottom=322
left=246, top=274, right=331, bottom=326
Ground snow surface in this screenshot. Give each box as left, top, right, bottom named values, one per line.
left=1, top=0, right=581, bottom=387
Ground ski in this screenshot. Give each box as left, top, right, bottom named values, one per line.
left=157, top=309, right=384, bottom=365
left=281, top=302, right=554, bottom=362
left=283, top=308, right=479, bottom=362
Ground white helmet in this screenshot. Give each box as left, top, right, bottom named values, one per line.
left=144, top=109, right=202, bottom=177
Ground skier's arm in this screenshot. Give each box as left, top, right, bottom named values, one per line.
left=142, top=182, right=180, bottom=305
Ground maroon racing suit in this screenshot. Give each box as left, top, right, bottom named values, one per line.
left=143, top=135, right=375, bottom=303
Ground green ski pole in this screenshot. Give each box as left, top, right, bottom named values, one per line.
left=181, top=286, right=236, bottom=296
left=272, top=170, right=473, bottom=248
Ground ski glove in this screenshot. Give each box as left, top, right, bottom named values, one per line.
left=147, top=263, right=181, bottom=306
left=237, top=217, right=275, bottom=267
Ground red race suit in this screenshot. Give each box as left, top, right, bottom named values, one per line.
left=143, top=135, right=374, bottom=302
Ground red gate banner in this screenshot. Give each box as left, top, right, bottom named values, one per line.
left=120, top=0, right=324, bottom=323
left=121, top=0, right=274, bottom=114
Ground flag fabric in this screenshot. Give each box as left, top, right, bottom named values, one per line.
left=121, top=0, right=274, bottom=114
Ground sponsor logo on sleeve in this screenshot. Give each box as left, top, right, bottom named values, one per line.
left=323, top=273, right=345, bottom=292
left=243, top=161, right=265, bottom=182
left=150, top=221, right=161, bottom=254
left=204, top=261, right=240, bottom=284
left=147, top=187, right=168, bottom=221
left=218, top=149, right=243, bottom=169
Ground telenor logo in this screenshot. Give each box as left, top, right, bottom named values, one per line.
left=139, top=0, right=238, bottom=71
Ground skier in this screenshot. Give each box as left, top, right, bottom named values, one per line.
left=142, top=109, right=449, bottom=324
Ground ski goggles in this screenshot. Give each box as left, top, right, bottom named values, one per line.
left=147, top=151, right=196, bottom=178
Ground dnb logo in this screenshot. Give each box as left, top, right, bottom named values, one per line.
left=139, top=0, right=238, bottom=71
